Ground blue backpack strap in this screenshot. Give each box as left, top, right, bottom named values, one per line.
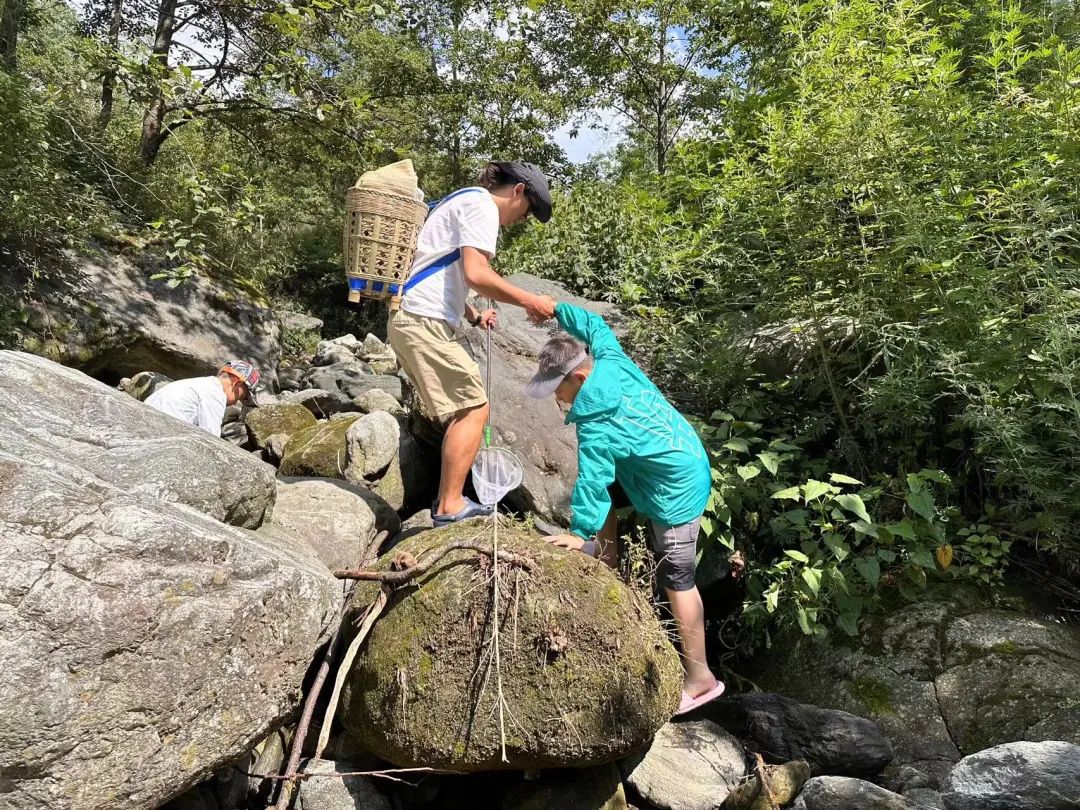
left=401, top=187, right=487, bottom=296
left=403, top=248, right=461, bottom=293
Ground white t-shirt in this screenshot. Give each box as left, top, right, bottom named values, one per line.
left=401, top=188, right=499, bottom=326
left=145, top=376, right=227, bottom=436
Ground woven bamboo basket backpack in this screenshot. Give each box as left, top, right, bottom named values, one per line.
left=343, top=160, right=428, bottom=309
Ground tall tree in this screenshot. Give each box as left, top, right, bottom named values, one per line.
left=0, top=0, right=22, bottom=71
left=542, top=0, right=717, bottom=174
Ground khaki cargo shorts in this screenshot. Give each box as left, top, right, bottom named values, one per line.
left=388, top=308, right=488, bottom=420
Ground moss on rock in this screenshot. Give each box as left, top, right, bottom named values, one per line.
left=278, top=416, right=359, bottom=478
left=340, top=519, right=683, bottom=771
left=246, top=403, right=317, bottom=450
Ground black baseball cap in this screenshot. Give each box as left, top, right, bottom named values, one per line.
left=498, top=161, right=553, bottom=223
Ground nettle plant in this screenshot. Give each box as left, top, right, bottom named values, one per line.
left=697, top=412, right=1004, bottom=640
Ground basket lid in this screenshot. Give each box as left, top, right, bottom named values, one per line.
left=355, top=160, right=419, bottom=196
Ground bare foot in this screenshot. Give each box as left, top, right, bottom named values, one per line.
left=684, top=675, right=721, bottom=699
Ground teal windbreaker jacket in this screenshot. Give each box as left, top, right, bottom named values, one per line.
left=557, top=303, right=712, bottom=539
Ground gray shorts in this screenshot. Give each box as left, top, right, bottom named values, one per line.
left=648, top=517, right=702, bottom=592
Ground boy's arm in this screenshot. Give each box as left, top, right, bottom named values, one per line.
left=554, top=302, right=623, bottom=361
left=569, top=438, right=617, bottom=540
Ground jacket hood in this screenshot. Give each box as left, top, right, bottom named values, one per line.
left=565, top=361, right=621, bottom=424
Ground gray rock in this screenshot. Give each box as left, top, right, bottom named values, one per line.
left=245, top=403, right=317, bottom=450
left=354, top=388, right=404, bottom=416
left=940, top=741, right=1080, bottom=810
left=360, top=332, right=392, bottom=360
left=328, top=334, right=361, bottom=349
left=280, top=311, right=324, bottom=334
left=295, top=759, right=391, bottom=810
left=283, top=388, right=360, bottom=418
left=792, top=776, right=917, bottom=810
left=118, top=370, right=173, bottom=401
left=753, top=584, right=1080, bottom=789
left=345, top=373, right=404, bottom=402
left=0, top=351, right=276, bottom=528
left=301, top=362, right=379, bottom=399
left=456, top=275, right=625, bottom=525
left=904, top=788, right=947, bottom=809
left=314, top=341, right=357, bottom=367
left=12, top=247, right=280, bottom=385
left=387, top=509, right=434, bottom=550
left=621, top=720, right=747, bottom=810
left=708, top=691, right=893, bottom=776
left=221, top=421, right=249, bottom=447
left=266, top=477, right=400, bottom=570
left=278, top=367, right=306, bottom=392
left=365, top=420, right=431, bottom=512
left=346, top=411, right=400, bottom=478
left=0, top=452, right=340, bottom=810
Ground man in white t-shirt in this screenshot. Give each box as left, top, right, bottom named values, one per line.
left=389, top=160, right=557, bottom=526
left=145, top=360, right=261, bottom=436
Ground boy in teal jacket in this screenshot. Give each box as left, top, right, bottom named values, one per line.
left=524, top=302, right=724, bottom=714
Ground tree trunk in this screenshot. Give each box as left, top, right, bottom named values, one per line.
left=98, top=0, right=123, bottom=126
left=139, top=0, right=177, bottom=164
left=655, top=14, right=667, bottom=175
left=0, top=0, right=21, bottom=73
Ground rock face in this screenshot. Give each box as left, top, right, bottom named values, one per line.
left=295, top=759, right=392, bottom=810
left=754, top=584, right=1080, bottom=788
left=621, top=720, right=748, bottom=810
left=709, top=692, right=893, bottom=776
left=940, top=741, right=1080, bottom=810
left=0, top=351, right=277, bottom=528
left=266, top=477, right=400, bottom=570
left=0, top=436, right=340, bottom=810
left=8, top=247, right=280, bottom=383
left=245, top=403, right=317, bottom=450
left=340, top=519, right=682, bottom=771
left=792, top=776, right=917, bottom=810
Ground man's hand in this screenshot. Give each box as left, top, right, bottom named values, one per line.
left=525, top=294, right=556, bottom=325
left=478, top=309, right=498, bottom=329
left=544, top=533, right=584, bottom=552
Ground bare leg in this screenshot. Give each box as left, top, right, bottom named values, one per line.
left=596, top=507, right=619, bottom=568
left=437, top=402, right=489, bottom=516
left=665, top=585, right=720, bottom=696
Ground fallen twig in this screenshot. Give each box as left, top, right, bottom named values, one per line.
left=754, top=752, right=779, bottom=810
left=272, top=531, right=387, bottom=810
left=314, top=585, right=390, bottom=759
left=333, top=540, right=535, bottom=585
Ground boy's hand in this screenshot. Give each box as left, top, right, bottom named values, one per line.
left=729, top=550, right=746, bottom=581
left=544, top=533, right=584, bottom=552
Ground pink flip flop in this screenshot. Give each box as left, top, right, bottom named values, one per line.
left=674, top=680, right=726, bottom=716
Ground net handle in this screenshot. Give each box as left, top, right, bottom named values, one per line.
left=484, top=298, right=493, bottom=448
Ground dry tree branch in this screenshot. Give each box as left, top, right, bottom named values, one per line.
left=333, top=540, right=535, bottom=584
left=271, top=531, right=388, bottom=810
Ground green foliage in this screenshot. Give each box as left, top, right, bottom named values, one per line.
left=697, top=409, right=1002, bottom=639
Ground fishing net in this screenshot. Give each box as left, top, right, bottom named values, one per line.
left=471, top=446, right=524, bottom=507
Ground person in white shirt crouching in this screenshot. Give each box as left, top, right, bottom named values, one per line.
left=145, top=360, right=261, bottom=436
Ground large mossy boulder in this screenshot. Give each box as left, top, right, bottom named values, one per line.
left=340, top=519, right=682, bottom=771
left=278, top=416, right=360, bottom=478
left=245, top=403, right=317, bottom=450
